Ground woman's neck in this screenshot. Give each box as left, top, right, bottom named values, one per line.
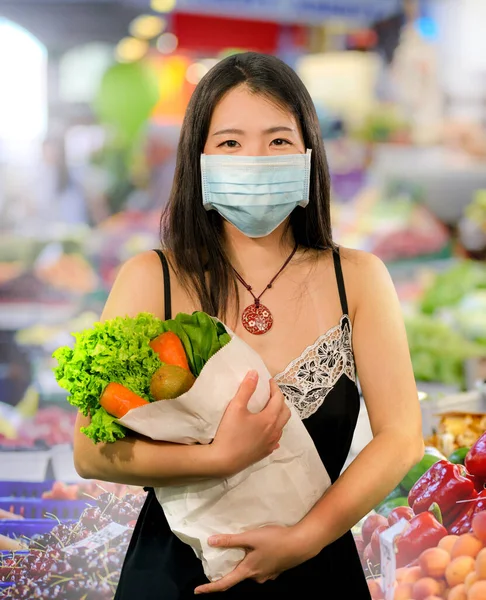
left=223, top=221, right=296, bottom=279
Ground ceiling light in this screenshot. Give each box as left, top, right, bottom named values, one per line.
left=115, top=37, right=148, bottom=62
left=156, top=32, right=179, bottom=54
left=151, top=0, right=176, bottom=13
left=186, top=62, right=209, bottom=85
left=129, top=15, right=166, bottom=40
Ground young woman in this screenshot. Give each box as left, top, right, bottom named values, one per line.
left=73, top=52, right=423, bottom=598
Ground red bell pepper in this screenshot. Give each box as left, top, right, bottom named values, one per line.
left=466, top=473, right=486, bottom=493
left=388, top=506, right=414, bottom=527
left=395, top=506, right=447, bottom=567
left=408, top=460, right=476, bottom=523
left=448, top=490, right=483, bottom=535
left=465, top=432, right=486, bottom=479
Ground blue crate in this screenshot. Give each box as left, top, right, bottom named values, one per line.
left=0, top=581, right=14, bottom=589
left=0, top=550, right=28, bottom=565
left=0, top=497, right=91, bottom=520
left=0, top=519, right=75, bottom=539
left=0, top=481, right=54, bottom=499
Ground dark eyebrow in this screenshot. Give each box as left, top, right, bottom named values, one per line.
left=212, top=126, right=295, bottom=136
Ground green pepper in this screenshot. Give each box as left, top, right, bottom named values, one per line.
left=448, top=447, right=470, bottom=465
left=374, top=485, right=406, bottom=513
left=375, top=496, right=409, bottom=518
left=401, top=453, right=442, bottom=492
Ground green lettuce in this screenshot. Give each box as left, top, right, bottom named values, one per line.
left=81, top=406, right=127, bottom=444
left=52, top=311, right=230, bottom=443
left=53, top=312, right=165, bottom=443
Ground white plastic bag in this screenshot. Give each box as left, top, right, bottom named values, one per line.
left=118, top=329, right=331, bottom=581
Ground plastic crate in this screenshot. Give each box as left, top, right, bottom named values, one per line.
left=0, top=582, right=14, bottom=590
left=0, top=550, right=28, bottom=561
left=0, top=451, right=50, bottom=482
left=0, top=519, right=75, bottom=539
left=0, top=481, right=54, bottom=498
left=0, top=498, right=91, bottom=520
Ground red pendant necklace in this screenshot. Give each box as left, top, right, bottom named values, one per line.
left=232, top=243, right=299, bottom=335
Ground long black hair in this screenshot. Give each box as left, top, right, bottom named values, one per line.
left=160, top=52, right=334, bottom=321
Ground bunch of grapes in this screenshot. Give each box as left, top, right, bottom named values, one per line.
left=0, top=491, right=145, bottom=599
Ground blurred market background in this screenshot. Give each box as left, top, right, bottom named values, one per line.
left=1, top=0, right=486, bottom=597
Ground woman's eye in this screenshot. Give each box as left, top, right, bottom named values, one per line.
left=219, top=140, right=239, bottom=148
left=271, top=138, right=291, bottom=146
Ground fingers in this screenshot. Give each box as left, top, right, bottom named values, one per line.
left=232, top=370, right=259, bottom=409
left=263, top=379, right=285, bottom=417
left=275, top=400, right=291, bottom=433
left=208, top=532, right=252, bottom=549
left=194, top=564, right=249, bottom=594
left=266, top=380, right=291, bottom=428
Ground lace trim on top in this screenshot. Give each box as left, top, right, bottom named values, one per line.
left=274, top=315, right=356, bottom=420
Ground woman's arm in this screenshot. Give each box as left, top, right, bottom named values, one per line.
left=73, top=251, right=290, bottom=487
left=73, top=412, right=224, bottom=487
left=293, top=250, right=424, bottom=555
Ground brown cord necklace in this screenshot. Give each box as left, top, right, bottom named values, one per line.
left=232, top=243, right=298, bottom=335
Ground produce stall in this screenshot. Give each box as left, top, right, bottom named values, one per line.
left=355, top=400, right=486, bottom=599
left=0, top=483, right=146, bottom=599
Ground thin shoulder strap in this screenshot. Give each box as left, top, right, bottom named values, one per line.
left=153, top=249, right=172, bottom=320
left=332, top=248, right=349, bottom=316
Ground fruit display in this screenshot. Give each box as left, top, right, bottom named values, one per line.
left=35, top=253, right=98, bottom=296
left=358, top=433, right=486, bottom=598
left=0, top=489, right=147, bottom=599
left=40, top=480, right=129, bottom=501
left=366, top=513, right=486, bottom=600
left=0, top=406, right=77, bottom=450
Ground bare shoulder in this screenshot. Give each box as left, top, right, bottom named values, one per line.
left=100, top=250, right=167, bottom=322
left=337, top=247, right=398, bottom=318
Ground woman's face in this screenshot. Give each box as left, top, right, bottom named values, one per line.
left=203, top=85, right=306, bottom=157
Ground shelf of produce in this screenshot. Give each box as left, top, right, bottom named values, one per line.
left=421, top=390, right=486, bottom=439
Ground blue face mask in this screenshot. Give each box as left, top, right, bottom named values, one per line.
left=200, top=149, right=312, bottom=238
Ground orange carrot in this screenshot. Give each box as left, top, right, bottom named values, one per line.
left=150, top=331, right=190, bottom=371
left=100, top=382, right=149, bottom=418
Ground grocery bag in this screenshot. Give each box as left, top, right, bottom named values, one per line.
left=118, top=329, right=331, bottom=581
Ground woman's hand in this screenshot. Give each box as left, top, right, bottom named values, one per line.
left=194, top=524, right=314, bottom=594
left=211, top=372, right=291, bottom=477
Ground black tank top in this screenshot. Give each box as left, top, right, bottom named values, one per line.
left=114, top=248, right=371, bottom=599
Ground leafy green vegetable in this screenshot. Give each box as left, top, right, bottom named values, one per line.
left=405, top=314, right=483, bottom=388
left=160, top=312, right=231, bottom=376
left=53, top=312, right=165, bottom=443
left=52, top=311, right=230, bottom=443
left=420, top=260, right=486, bottom=315
left=81, top=406, right=127, bottom=444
